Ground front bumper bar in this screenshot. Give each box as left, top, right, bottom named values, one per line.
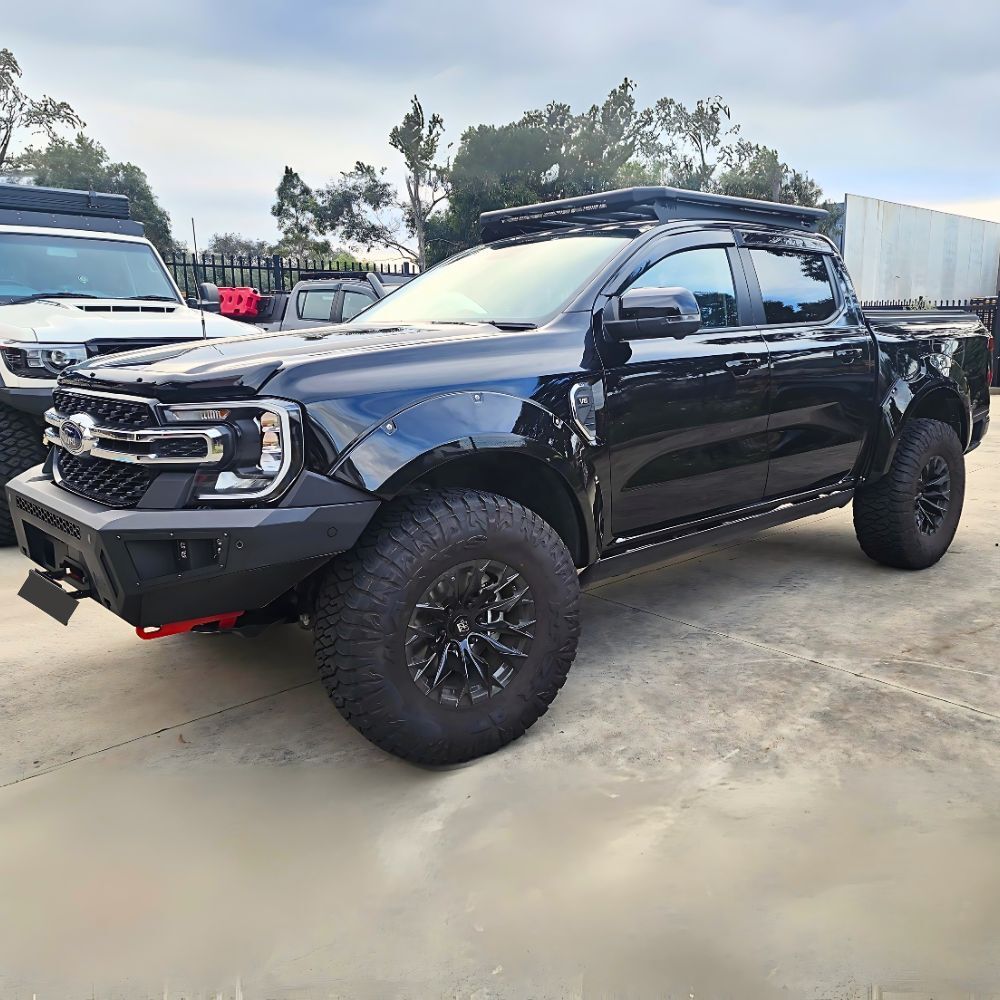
left=6, top=468, right=380, bottom=628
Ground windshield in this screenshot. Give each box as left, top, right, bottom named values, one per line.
left=358, top=233, right=632, bottom=326
left=0, top=233, right=179, bottom=304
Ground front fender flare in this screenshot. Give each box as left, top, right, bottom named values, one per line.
left=331, top=390, right=602, bottom=562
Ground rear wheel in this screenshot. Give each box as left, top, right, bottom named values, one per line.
left=0, top=404, right=47, bottom=546
left=853, top=417, right=965, bottom=570
left=313, top=489, right=581, bottom=764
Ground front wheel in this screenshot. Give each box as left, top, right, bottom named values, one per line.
left=853, top=417, right=966, bottom=570
left=313, top=489, right=581, bottom=764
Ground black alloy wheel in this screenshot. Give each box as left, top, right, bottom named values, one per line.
left=405, top=560, right=536, bottom=709
left=914, top=455, right=951, bottom=535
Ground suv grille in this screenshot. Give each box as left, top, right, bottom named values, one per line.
left=14, top=495, right=82, bottom=539
left=55, top=449, right=153, bottom=508
left=52, top=389, right=154, bottom=430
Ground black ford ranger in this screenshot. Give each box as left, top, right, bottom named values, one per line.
left=7, top=187, right=992, bottom=764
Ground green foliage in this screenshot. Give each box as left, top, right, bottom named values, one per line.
left=14, top=133, right=175, bottom=253
left=270, top=166, right=338, bottom=258
left=0, top=48, right=83, bottom=171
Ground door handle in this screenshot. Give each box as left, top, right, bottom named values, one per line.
left=834, top=347, right=864, bottom=364
left=725, top=356, right=762, bottom=377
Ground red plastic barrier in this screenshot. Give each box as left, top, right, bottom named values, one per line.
left=218, top=286, right=263, bottom=317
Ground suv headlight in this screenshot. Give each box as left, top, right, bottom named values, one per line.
left=159, top=399, right=303, bottom=502
left=1, top=342, right=88, bottom=378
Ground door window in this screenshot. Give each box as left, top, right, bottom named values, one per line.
left=749, top=249, right=836, bottom=324
left=629, top=247, right=739, bottom=328
left=342, top=289, right=374, bottom=321
left=297, top=289, right=336, bottom=322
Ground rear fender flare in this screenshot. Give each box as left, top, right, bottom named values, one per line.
left=331, top=390, right=602, bottom=560
left=866, top=373, right=972, bottom=481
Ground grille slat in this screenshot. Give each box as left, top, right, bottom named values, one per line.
left=14, top=495, right=82, bottom=539
left=55, top=450, right=152, bottom=508
left=52, top=389, right=154, bottom=430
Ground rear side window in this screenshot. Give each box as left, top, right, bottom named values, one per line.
left=297, top=289, right=336, bottom=322
left=749, top=249, right=836, bottom=324
left=342, top=289, right=373, bottom=321
left=629, top=247, right=739, bottom=328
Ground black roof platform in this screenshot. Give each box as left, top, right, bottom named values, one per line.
left=0, top=183, right=143, bottom=236
left=479, top=186, right=829, bottom=242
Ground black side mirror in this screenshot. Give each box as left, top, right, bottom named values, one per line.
left=604, top=286, right=702, bottom=341
left=196, top=281, right=221, bottom=313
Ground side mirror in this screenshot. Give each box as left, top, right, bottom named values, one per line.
left=196, top=281, right=221, bottom=313
left=604, top=286, right=702, bottom=341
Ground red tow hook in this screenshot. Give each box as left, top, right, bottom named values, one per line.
left=136, top=611, right=244, bottom=640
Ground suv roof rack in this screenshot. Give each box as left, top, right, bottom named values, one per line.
left=0, top=183, right=143, bottom=236
left=479, top=186, right=829, bottom=241
left=298, top=268, right=411, bottom=283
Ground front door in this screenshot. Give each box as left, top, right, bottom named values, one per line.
left=740, top=240, right=876, bottom=498
left=603, top=235, right=772, bottom=538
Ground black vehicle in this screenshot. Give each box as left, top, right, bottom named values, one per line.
left=7, top=187, right=992, bottom=764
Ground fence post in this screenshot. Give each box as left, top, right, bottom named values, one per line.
left=272, top=254, right=285, bottom=292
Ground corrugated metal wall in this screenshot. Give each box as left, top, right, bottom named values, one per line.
left=842, top=194, right=1000, bottom=300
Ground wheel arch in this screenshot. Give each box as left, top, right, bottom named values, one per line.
left=331, top=390, right=602, bottom=567
left=865, top=376, right=972, bottom=483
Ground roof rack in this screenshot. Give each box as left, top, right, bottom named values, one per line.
left=479, top=186, right=829, bottom=241
left=0, top=183, right=143, bottom=236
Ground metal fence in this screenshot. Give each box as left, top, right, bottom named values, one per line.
left=862, top=296, right=999, bottom=380
left=163, top=252, right=415, bottom=298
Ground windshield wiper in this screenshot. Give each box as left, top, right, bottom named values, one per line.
left=6, top=291, right=100, bottom=304
left=426, top=319, right=537, bottom=331
left=125, top=294, right=179, bottom=302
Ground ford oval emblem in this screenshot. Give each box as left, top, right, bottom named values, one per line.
left=59, top=413, right=96, bottom=456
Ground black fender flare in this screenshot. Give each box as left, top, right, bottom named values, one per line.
left=865, top=371, right=972, bottom=482
left=331, top=390, right=602, bottom=563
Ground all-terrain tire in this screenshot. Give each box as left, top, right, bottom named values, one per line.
left=313, top=489, right=581, bottom=764
left=0, top=404, right=47, bottom=546
left=853, top=417, right=965, bottom=570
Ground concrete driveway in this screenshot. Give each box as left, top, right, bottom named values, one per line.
left=2, top=433, right=999, bottom=999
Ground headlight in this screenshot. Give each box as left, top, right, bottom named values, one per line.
left=159, top=399, right=303, bottom=502
left=0, top=342, right=88, bottom=378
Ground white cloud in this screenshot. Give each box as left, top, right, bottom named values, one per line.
left=6, top=0, right=1000, bottom=243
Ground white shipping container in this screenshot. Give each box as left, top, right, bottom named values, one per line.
left=842, top=194, right=1000, bottom=301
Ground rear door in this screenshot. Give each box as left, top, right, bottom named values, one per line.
left=603, top=231, right=772, bottom=537
left=338, top=286, right=378, bottom=322
left=740, top=235, right=876, bottom=497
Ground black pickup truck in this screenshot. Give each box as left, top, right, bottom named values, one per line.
left=7, top=187, right=992, bottom=764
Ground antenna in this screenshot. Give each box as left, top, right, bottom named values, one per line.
left=191, top=217, right=208, bottom=339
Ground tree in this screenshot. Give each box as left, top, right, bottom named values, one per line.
left=388, top=96, right=449, bottom=269
left=0, top=48, right=83, bottom=172
left=274, top=96, right=449, bottom=270
left=655, top=95, right=738, bottom=191
left=15, top=133, right=175, bottom=253
left=206, top=232, right=273, bottom=258
left=270, top=166, right=335, bottom=258
left=311, top=161, right=412, bottom=263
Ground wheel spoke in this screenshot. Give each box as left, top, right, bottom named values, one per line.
left=471, top=632, right=528, bottom=659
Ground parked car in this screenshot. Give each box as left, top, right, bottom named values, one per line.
left=7, top=186, right=992, bottom=765
left=0, top=184, right=251, bottom=542
left=217, top=272, right=413, bottom=332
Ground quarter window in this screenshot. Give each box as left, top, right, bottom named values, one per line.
left=749, top=249, right=836, bottom=324
left=629, top=247, right=739, bottom=328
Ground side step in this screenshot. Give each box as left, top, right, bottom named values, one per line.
left=579, top=490, right=854, bottom=591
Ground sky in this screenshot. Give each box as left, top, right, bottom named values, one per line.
left=6, top=0, right=1000, bottom=259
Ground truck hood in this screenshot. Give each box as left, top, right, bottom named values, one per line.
left=60, top=321, right=536, bottom=398
left=0, top=299, right=247, bottom=343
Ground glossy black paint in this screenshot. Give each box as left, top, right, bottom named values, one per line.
left=37, top=215, right=992, bottom=610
